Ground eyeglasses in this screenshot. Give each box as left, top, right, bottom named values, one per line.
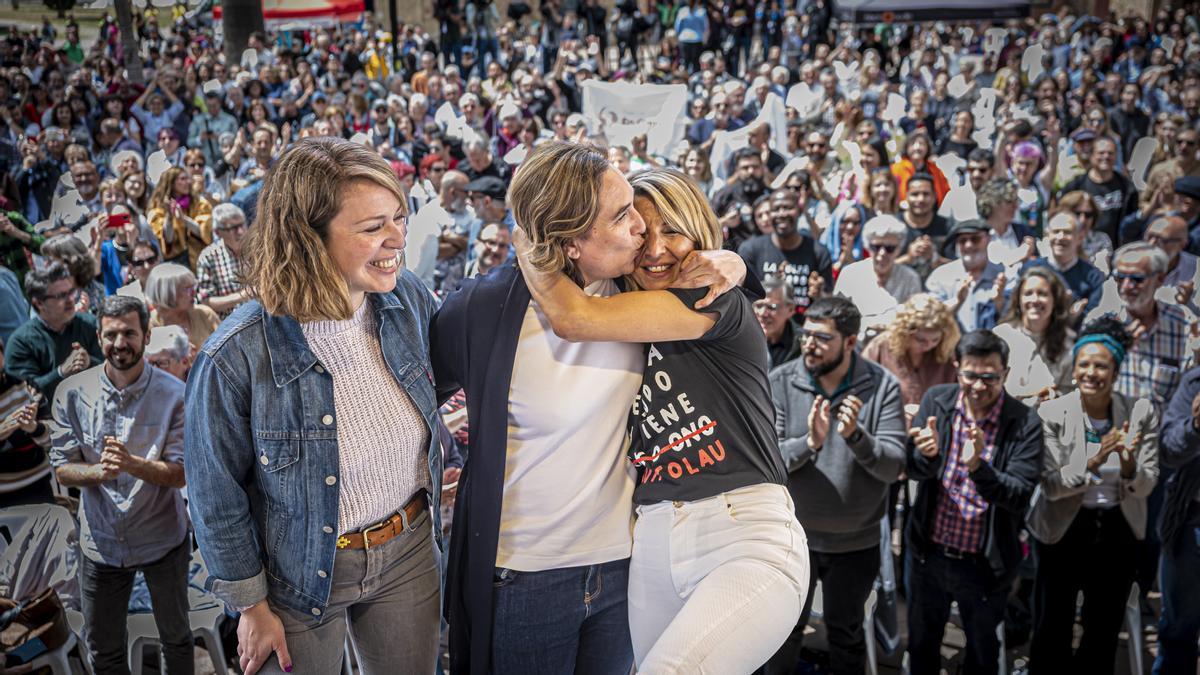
left=216, top=222, right=247, bottom=233
left=130, top=256, right=157, bottom=268
left=1113, top=272, right=1148, bottom=285
left=798, top=329, right=837, bottom=344
left=1179, top=138, right=1198, bottom=148
left=1146, top=233, right=1185, bottom=247
left=42, top=288, right=79, bottom=303
left=753, top=300, right=784, bottom=313
left=478, top=237, right=507, bottom=248
left=871, top=243, right=899, bottom=254
left=1073, top=210, right=1095, bottom=220
left=959, top=370, right=1004, bottom=385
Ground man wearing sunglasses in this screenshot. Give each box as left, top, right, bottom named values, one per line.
left=3, top=262, right=102, bottom=406
left=833, top=214, right=922, bottom=338
left=1088, top=242, right=1190, bottom=409
left=904, top=329, right=1042, bottom=675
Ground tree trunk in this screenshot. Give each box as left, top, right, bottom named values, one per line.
left=113, top=0, right=145, bottom=85
left=223, top=0, right=266, bottom=69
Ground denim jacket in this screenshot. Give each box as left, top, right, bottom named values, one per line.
left=184, top=270, right=443, bottom=621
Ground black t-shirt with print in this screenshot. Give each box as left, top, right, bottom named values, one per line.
left=737, top=234, right=834, bottom=315
left=1061, top=172, right=1137, bottom=244
left=628, top=287, right=788, bottom=505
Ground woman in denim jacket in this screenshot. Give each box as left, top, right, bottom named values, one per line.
left=185, top=137, right=443, bottom=675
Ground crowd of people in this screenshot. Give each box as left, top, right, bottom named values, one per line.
left=2, top=0, right=1200, bottom=674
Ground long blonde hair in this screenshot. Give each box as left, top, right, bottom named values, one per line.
left=242, top=137, right=407, bottom=322
left=886, top=293, right=960, bottom=365
left=508, top=141, right=611, bottom=283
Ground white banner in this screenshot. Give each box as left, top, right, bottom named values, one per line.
left=581, top=81, right=688, bottom=157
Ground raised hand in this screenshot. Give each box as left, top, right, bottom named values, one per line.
left=836, top=395, right=863, bottom=439
left=962, top=425, right=984, bottom=470
left=908, top=416, right=940, bottom=458
left=808, top=395, right=831, bottom=451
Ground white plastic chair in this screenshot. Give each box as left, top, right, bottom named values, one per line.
left=127, top=601, right=227, bottom=675
left=25, top=630, right=81, bottom=675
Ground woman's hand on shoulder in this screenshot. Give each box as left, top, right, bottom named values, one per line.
left=674, top=249, right=747, bottom=309
left=237, top=601, right=291, bottom=675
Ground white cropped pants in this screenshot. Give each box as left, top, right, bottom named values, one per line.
left=628, top=483, right=810, bottom=674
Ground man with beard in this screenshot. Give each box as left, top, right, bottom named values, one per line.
left=713, top=148, right=768, bottom=250
left=898, top=173, right=950, bottom=283
left=1060, top=137, right=1138, bottom=245
left=49, top=295, right=191, bottom=674
left=738, top=187, right=833, bottom=315
left=926, top=220, right=1006, bottom=332
left=763, top=296, right=906, bottom=675
left=904, top=330, right=1042, bottom=675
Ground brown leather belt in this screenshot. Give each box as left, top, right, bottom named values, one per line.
left=336, top=491, right=428, bottom=550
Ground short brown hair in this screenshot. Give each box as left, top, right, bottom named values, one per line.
left=242, top=137, right=407, bottom=322
left=508, top=141, right=611, bottom=282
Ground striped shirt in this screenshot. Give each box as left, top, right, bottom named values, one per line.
left=932, top=391, right=1002, bottom=554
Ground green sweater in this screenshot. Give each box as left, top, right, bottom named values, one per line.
left=3, top=312, right=103, bottom=405
left=0, top=211, right=45, bottom=286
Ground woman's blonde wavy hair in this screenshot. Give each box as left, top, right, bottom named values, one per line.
left=627, top=168, right=720, bottom=289
left=886, top=293, right=960, bottom=365
left=242, top=137, right=407, bottom=322
left=508, top=140, right=611, bottom=283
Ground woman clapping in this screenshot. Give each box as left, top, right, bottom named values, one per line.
left=1027, top=317, right=1158, bottom=674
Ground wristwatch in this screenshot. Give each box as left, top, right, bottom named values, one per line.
left=847, top=428, right=864, bottom=444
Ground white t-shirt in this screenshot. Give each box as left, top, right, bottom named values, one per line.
left=497, top=279, right=642, bottom=571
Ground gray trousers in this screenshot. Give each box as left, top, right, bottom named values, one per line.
left=260, top=509, right=441, bottom=675
left=79, top=536, right=194, bottom=675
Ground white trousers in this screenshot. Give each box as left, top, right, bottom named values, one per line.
left=628, top=483, right=810, bottom=675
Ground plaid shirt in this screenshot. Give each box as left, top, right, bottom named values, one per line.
left=195, top=239, right=245, bottom=317
left=932, top=391, right=1002, bottom=554
left=1114, top=302, right=1189, bottom=408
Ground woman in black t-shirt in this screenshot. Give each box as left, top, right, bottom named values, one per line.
left=515, top=168, right=808, bottom=673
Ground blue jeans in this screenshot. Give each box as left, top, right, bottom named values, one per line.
left=1154, top=502, right=1200, bottom=675
left=491, top=558, right=633, bottom=675
left=905, top=548, right=1008, bottom=675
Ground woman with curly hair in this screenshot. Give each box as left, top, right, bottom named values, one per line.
left=994, top=266, right=1076, bottom=405
left=147, top=166, right=213, bottom=268
left=861, top=293, right=960, bottom=423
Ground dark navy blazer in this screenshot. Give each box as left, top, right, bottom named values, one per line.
left=431, top=263, right=531, bottom=675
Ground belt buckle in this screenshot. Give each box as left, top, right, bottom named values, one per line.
left=942, top=545, right=966, bottom=560
left=361, top=518, right=391, bottom=550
